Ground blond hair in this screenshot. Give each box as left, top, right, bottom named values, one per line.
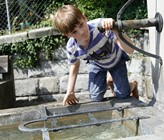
left=53, top=5, right=84, bottom=34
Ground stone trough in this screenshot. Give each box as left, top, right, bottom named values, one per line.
left=0, top=95, right=164, bottom=140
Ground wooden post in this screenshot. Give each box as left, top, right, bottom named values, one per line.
left=0, top=55, right=15, bottom=109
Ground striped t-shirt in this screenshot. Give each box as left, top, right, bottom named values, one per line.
left=66, top=18, right=129, bottom=69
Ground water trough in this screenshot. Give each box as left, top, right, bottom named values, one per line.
left=1, top=96, right=163, bottom=140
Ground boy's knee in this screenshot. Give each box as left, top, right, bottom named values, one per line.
left=90, top=91, right=106, bottom=102
left=90, top=97, right=104, bottom=102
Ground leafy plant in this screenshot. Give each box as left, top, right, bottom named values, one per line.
left=0, top=35, right=67, bottom=69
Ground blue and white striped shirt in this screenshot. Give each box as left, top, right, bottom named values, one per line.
left=66, top=18, right=129, bottom=68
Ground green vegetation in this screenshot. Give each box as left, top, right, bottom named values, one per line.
left=0, top=35, right=67, bottom=68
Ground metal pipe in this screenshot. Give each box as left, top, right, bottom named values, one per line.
left=50, top=116, right=149, bottom=132
left=19, top=105, right=132, bottom=132
left=114, top=18, right=157, bottom=30
left=98, top=13, right=163, bottom=33
left=47, top=105, right=132, bottom=119
left=118, top=32, right=163, bottom=65
left=115, top=0, right=163, bottom=64
left=5, top=0, right=11, bottom=34
left=19, top=115, right=149, bottom=133
left=114, top=12, right=163, bottom=32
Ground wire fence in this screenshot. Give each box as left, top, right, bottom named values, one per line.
left=0, top=0, right=56, bottom=36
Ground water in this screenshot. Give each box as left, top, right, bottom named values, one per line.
left=0, top=122, right=135, bottom=140
left=50, top=122, right=135, bottom=140
left=0, top=110, right=136, bottom=140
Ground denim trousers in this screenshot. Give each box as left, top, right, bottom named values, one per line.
left=88, top=60, right=131, bottom=101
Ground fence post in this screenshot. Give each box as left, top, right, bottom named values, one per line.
left=5, top=0, right=11, bottom=34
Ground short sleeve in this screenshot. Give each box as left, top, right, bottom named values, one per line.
left=66, top=38, right=79, bottom=64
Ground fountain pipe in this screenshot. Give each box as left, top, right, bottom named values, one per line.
left=117, top=0, right=163, bottom=65
left=98, top=13, right=163, bottom=33
left=113, top=12, right=163, bottom=32
left=98, top=0, right=163, bottom=65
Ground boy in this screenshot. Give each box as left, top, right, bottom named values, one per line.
left=53, top=5, right=138, bottom=106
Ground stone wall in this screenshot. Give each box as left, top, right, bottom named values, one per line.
left=14, top=48, right=90, bottom=106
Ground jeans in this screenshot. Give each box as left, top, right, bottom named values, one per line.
left=88, top=60, right=131, bottom=101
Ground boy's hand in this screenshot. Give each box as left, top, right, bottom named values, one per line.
left=101, top=18, right=115, bottom=30
left=63, top=92, right=79, bottom=106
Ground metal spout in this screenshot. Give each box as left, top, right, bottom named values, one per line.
left=114, top=12, right=163, bottom=32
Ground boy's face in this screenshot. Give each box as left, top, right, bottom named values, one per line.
left=65, top=17, right=90, bottom=47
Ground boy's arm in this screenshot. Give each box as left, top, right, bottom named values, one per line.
left=112, top=30, right=134, bottom=54
left=100, top=18, right=134, bottom=54
left=63, top=60, right=80, bottom=105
